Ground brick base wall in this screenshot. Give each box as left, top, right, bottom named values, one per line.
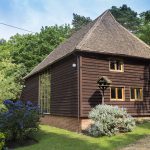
left=40, top=115, right=80, bottom=132
left=40, top=115, right=150, bottom=132
left=80, top=119, right=93, bottom=130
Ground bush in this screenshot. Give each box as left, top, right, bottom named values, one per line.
left=0, top=132, right=5, bottom=150
left=0, top=100, right=39, bottom=143
left=87, top=105, right=135, bottom=137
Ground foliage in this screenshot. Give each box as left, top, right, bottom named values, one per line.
left=87, top=105, right=135, bottom=137
left=140, top=11, right=150, bottom=24
left=0, top=132, right=5, bottom=150
left=72, top=13, right=92, bottom=31
left=137, top=11, right=150, bottom=45
left=0, top=59, right=25, bottom=102
left=0, top=39, right=6, bottom=45
left=16, top=122, right=150, bottom=150
left=10, top=25, right=71, bottom=73
left=0, top=25, right=71, bottom=102
left=110, top=4, right=140, bottom=33
left=0, top=100, right=40, bottom=143
left=137, top=23, right=150, bottom=45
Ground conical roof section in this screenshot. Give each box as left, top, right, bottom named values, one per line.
left=25, top=10, right=150, bottom=79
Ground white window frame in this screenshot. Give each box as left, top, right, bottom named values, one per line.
left=130, top=87, right=143, bottom=101
left=110, top=86, right=125, bottom=101
left=109, top=60, right=124, bottom=72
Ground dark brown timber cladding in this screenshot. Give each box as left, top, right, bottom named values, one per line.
left=80, top=52, right=150, bottom=117
left=50, top=55, right=78, bottom=117
left=21, top=74, right=39, bottom=104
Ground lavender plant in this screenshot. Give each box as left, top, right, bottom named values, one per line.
left=88, top=105, right=135, bottom=137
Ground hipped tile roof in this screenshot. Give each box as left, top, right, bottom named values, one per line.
left=25, top=10, right=150, bottom=79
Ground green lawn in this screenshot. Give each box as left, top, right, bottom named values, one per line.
left=17, top=122, right=150, bottom=150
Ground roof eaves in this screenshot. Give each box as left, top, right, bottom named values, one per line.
left=75, top=49, right=150, bottom=60
left=23, top=50, right=76, bottom=79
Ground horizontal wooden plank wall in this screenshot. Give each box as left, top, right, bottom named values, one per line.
left=21, top=74, right=39, bottom=104
left=80, top=53, right=150, bottom=117
left=50, top=55, right=78, bottom=117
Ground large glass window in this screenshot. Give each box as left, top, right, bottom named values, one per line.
left=111, top=87, right=124, bottom=101
left=109, top=60, right=124, bottom=72
left=130, top=88, right=143, bottom=101
left=39, top=70, right=51, bottom=114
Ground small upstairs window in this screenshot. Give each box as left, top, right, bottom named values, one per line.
left=109, top=60, right=124, bottom=72
left=130, top=88, right=143, bottom=101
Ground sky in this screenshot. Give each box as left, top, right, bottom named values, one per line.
left=0, top=0, right=150, bottom=40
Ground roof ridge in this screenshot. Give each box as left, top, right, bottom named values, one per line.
left=76, top=10, right=114, bottom=49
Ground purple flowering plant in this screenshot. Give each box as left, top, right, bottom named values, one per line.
left=0, top=100, right=40, bottom=143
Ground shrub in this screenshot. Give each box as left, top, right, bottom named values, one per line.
left=0, top=132, right=5, bottom=150
left=87, top=105, right=135, bottom=137
left=0, top=100, right=39, bottom=143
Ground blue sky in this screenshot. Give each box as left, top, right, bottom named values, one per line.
left=0, top=0, right=149, bottom=40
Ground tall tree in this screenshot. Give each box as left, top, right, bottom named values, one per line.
left=72, top=13, right=92, bottom=31
left=0, top=25, right=71, bottom=101
left=137, top=10, right=150, bottom=45
left=0, top=59, right=25, bottom=102
left=10, top=24, right=71, bottom=74
left=0, top=39, right=6, bottom=45
left=140, top=11, right=150, bottom=24
left=110, top=4, right=140, bottom=33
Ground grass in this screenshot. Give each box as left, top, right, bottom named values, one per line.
left=16, top=122, right=150, bottom=150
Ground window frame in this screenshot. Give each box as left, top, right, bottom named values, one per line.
left=130, top=87, right=143, bottom=101
left=109, top=59, right=124, bottom=72
left=110, top=86, right=125, bottom=101
left=38, top=70, right=51, bottom=114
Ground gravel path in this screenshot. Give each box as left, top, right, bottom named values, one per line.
left=121, top=136, right=150, bottom=150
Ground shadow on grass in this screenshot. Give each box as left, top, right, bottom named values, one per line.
left=16, top=123, right=150, bottom=150
left=6, top=138, right=38, bottom=149
left=16, top=130, right=100, bottom=150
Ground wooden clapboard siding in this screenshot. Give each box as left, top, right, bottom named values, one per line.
left=21, top=54, right=78, bottom=117
left=80, top=52, right=150, bottom=117
left=21, top=74, right=39, bottom=104
left=50, top=55, right=78, bottom=117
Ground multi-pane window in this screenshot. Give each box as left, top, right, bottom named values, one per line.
left=109, top=60, right=124, bottom=72
left=130, top=88, right=143, bottom=101
left=111, top=87, right=125, bottom=101
left=39, top=71, right=51, bottom=114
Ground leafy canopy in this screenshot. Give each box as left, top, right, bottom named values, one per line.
left=137, top=11, right=150, bottom=45
left=72, top=13, right=92, bottom=31
left=0, top=59, right=25, bottom=102
left=10, top=25, right=71, bottom=73
left=110, top=4, right=140, bottom=33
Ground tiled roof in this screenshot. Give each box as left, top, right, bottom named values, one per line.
left=25, top=10, right=150, bottom=79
